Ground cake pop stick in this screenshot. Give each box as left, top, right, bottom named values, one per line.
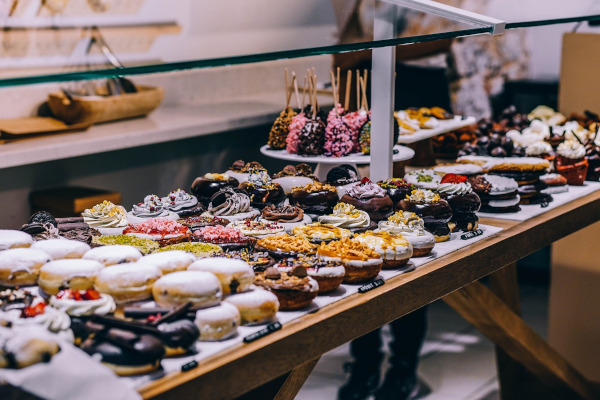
left=345, top=70, right=352, bottom=111
left=313, top=74, right=319, bottom=116
left=360, top=76, right=369, bottom=111
left=284, top=68, right=290, bottom=106
left=293, top=73, right=301, bottom=110
left=301, top=76, right=307, bottom=110
left=330, top=71, right=339, bottom=116
left=356, top=70, right=361, bottom=111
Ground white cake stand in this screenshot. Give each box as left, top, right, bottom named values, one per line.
left=260, top=144, right=415, bottom=181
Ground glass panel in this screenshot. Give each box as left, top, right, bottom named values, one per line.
left=0, top=0, right=493, bottom=87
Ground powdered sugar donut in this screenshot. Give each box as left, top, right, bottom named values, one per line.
left=31, top=239, right=90, bottom=259
left=83, top=245, right=142, bottom=266
left=95, top=263, right=162, bottom=304
left=152, top=270, right=222, bottom=309
left=136, top=250, right=196, bottom=274
left=223, top=288, right=279, bottom=325
left=38, top=259, right=104, bottom=295
left=0, top=248, right=51, bottom=287
left=194, top=302, right=241, bottom=341
left=188, top=257, right=254, bottom=295
left=0, top=230, right=33, bottom=250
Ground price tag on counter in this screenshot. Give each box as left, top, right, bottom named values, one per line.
left=358, top=279, right=385, bottom=293
left=243, top=322, right=282, bottom=343
left=461, top=229, right=483, bottom=240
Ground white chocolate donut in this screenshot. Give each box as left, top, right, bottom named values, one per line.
left=49, top=292, right=116, bottom=317
left=31, top=239, right=90, bottom=259
left=0, top=303, right=72, bottom=339
left=38, top=259, right=104, bottom=295
left=0, top=248, right=52, bottom=287
left=152, top=270, right=222, bottom=310
left=223, top=288, right=279, bottom=325
left=0, top=326, right=60, bottom=369
left=0, top=230, right=33, bottom=250
left=188, top=257, right=255, bottom=295
left=136, top=251, right=196, bottom=275
left=95, top=263, right=162, bottom=304
left=353, top=232, right=413, bottom=269
left=83, top=245, right=142, bottom=266
left=194, top=302, right=241, bottom=341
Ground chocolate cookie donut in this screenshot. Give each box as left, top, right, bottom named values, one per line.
left=290, top=182, right=339, bottom=215
left=191, top=173, right=239, bottom=206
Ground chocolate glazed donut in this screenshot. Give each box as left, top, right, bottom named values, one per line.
left=191, top=176, right=239, bottom=206
left=290, top=190, right=339, bottom=215
left=239, top=182, right=286, bottom=209
left=339, top=194, right=394, bottom=221
left=442, top=192, right=481, bottom=213
left=396, top=199, right=453, bottom=225
left=385, top=186, right=413, bottom=206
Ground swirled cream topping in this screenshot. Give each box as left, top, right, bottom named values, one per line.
left=437, top=182, right=473, bottom=195
left=378, top=211, right=426, bottom=236
left=208, top=189, right=252, bottom=216
left=318, top=203, right=371, bottom=228
left=557, top=140, right=585, bottom=159
left=82, top=200, right=128, bottom=228
left=49, top=293, right=116, bottom=317
left=0, top=303, right=71, bottom=334
left=162, top=189, right=199, bottom=211
left=525, top=141, right=552, bottom=156
left=407, top=189, right=440, bottom=203
left=131, top=195, right=171, bottom=218
left=347, top=178, right=387, bottom=199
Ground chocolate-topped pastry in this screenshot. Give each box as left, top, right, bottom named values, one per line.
left=289, top=182, right=339, bottom=216
left=239, top=168, right=286, bottom=209
left=191, top=173, right=239, bottom=206
left=161, top=189, right=204, bottom=217
left=377, top=178, right=414, bottom=206
left=204, top=188, right=260, bottom=221
left=230, top=160, right=246, bottom=172
left=227, top=160, right=265, bottom=183
left=297, top=117, right=325, bottom=155
left=327, top=164, right=359, bottom=186
left=340, top=178, right=394, bottom=221
left=475, top=174, right=521, bottom=213
left=254, top=266, right=319, bottom=310
left=273, top=163, right=318, bottom=181
left=275, top=254, right=345, bottom=294
left=517, top=180, right=548, bottom=199
left=584, top=131, right=600, bottom=181
left=397, top=189, right=453, bottom=242
left=177, top=215, right=229, bottom=231
left=262, top=204, right=304, bottom=223
left=217, top=249, right=276, bottom=272
left=436, top=174, right=481, bottom=232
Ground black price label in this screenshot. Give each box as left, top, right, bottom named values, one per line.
left=540, top=202, right=549, bottom=208
left=243, top=322, right=282, bottom=343
left=461, top=229, right=484, bottom=240
left=181, top=360, right=198, bottom=372
left=358, top=279, right=385, bottom=293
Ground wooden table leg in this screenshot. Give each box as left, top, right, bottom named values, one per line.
left=234, top=357, right=321, bottom=400
left=489, top=264, right=560, bottom=400
left=443, top=281, right=599, bottom=400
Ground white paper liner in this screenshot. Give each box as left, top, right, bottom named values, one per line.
left=477, top=181, right=600, bottom=221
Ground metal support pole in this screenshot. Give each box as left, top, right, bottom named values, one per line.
left=370, top=4, right=397, bottom=182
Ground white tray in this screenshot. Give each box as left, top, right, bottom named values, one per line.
left=396, top=116, right=476, bottom=144
left=260, top=144, right=415, bottom=164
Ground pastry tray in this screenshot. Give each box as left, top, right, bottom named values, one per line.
left=396, top=116, right=476, bottom=144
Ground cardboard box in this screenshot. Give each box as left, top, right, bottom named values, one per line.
left=30, top=186, right=121, bottom=217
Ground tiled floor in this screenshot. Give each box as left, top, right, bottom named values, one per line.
left=297, top=280, right=549, bottom=400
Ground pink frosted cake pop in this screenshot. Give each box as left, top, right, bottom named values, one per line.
left=343, top=109, right=369, bottom=153
left=286, top=112, right=308, bottom=154
left=327, top=103, right=345, bottom=125
left=324, top=115, right=354, bottom=157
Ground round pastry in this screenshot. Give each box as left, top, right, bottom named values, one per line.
left=194, top=302, right=241, bottom=341
left=228, top=220, right=285, bottom=239
left=0, top=248, right=51, bottom=287
left=193, top=225, right=254, bottom=251
left=223, top=288, right=279, bottom=325
left=83, top=244, right=142, bottom=266
left=127, top=194, right=179, bottom=225
left=378, top=211, right=435, bottom=257
left=81, top=329, right=165, bottom=376
left=540, top=173, right=569, bottom=195
left=317, top=202, right=376, bottom=233
left=272, top=166, right=315, bottom=194
left=31, top=239, right=90, bottom=259
left=95, top=263, right=162, bottom=304
left=297, top=117, right=326, bottom=156
left=226, top=160, right=264, bottom=183
left=0, top=300, right=72, bottom=339
left=353, top=231, right=413, bottom=269
left=289, top=182, right=339, bottom=216
left=340, top=178, right=394, bottom=221
left=397, top=189, right=453, bottom=242
left=177, top=215, right=229, bottom=232
left=0, top=326, right=61, bottom=369
left=291, top=223, right=353, bottom=244
left=261, top=204, right=311, bottom=232
left=437, top=174, right=481, bottom=232
left=377, top=178, right=414, bottom=206
left=20, top=217, right=61, bottom=242
left=152, top=270, right=222, bottom=309
left=156, top=319, right=200, bottom=356
left=38, top=259, right=104, bottom=295
left=316, top=238, right=383, bottom=283
left=326, top=164, right=360, bottom=197
left=123, top=218, right=191, bottom=247
left=0, top=229, right=33, bottom=250
left=136, top=250, right=196, bottom=274
left=255, top=234, right=317, bottom=259
left=433, top=163, right=483, bottom=177
left=254, top=267, right=318, bottom=311
left=217, top=249, right=275, bottom=272
left=474, top=174, right=521, bottom=213
left=81, top=201, right=128, bottom=235
left=239, top=168, right=286, bottom=209
left=191, top=172, right=239, bottom=206
left=275, top=255, right=345, bottom=294
left=517, top=180, right=548, bottom=200
left=154, top=242, right=223, bottom=258
left=202, top=188, right=260, bottom=221
left=188, top=257, right=255, bottom=295
left=403, top=169, right=441, bottom=190
left=268, top=106, right=296, bottom=150
left=91, top=235, right=159, bottom=255
left=49, top=289, right=116, bottom=317
left=161, top=189, right=204, bottom=217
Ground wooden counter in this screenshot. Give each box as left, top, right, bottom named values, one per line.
left=136, top=190, right=600, bottom=400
